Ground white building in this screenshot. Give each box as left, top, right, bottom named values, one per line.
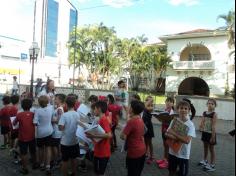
left=159, top=29, right=235, bottom=97
left=0, top=0, right=79, bottom=93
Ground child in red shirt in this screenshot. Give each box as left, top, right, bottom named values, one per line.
left=9, top=95, right=20, bottom=150
left=13, top=98, right=37, bottom=174
left=107, top=94, right=122, bottom=151
left=0, top=95, right=11, bottom=149
left=156, top=97, right=175, bottom=169
left=86, top=101, right=112, bottom=176
left=121, top=100, right=146, bottom=176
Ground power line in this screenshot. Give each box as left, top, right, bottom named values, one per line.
left=77, top=0, right=141, bottom=11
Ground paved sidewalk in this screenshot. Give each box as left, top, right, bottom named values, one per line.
left=0, top=124, right=235, bottom=176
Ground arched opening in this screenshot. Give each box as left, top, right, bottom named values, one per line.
left=178, top=77, right=210, bottom=96
left=180, top=44, right=211, bottom=61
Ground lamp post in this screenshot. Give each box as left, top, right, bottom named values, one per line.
left=29, top=42, right=40, bottom=100
left=66, top=0, right=78, bottom=93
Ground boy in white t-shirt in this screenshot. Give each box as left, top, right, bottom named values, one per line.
left=33, top=95, right=54, bottom=175
left=51, top=94, right=66, bottom=168
left=59, top=96, right=80, bottom=176
left=165, top=100, right=196, bottom=176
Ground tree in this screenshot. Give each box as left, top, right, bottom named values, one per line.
left=217, top=10, right=235, bottom=49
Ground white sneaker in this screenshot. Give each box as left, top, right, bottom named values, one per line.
left=204, top=164, right=216, bottom=172
left=198, top=160, right=208, bottom=166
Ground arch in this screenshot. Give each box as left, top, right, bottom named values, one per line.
left=180, top=44, right=211, bottom=61
left=178, top=77, right=210, bottom=97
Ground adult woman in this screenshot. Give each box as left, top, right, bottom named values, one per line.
left=38, top=79, right=56, bottom=105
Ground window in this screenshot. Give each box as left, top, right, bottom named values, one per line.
left=45, top=0, right=59, bottom=57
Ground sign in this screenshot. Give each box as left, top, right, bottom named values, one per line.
left=21, top=53, right=28, bottom=59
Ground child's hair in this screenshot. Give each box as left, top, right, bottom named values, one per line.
left=165, top=97, right=175, bottom=104
left=45, top=79, right=55, bottom=94
left=67, top=93, right=78, bottom=100
left=94, top=101, right=108, bottom=113
left=21, top=98, right=33, bottom=111
left=176, top=100, right=191, bottom=110
left=183, top=98, right=196, bottom=120
left=38, top=95, right=49, bottom=108
left=55, top=94, right=66, bottom=103
left=66, top=95, right=76, bottom=108
left=11, top=95, right=20, bottom=105
left=118, top=80, right=125, bottom=86
left=145, top=95, right=153, bottom=102
left=107, top=94, right=115, bottom=104
left=88, top=95, right=98, bottom=103
left=130, top=100, right=145, bottom=115
left=132, top=94, right=141, bottom=101
left=207, top=98, right=217, bottom=107
left=2, top=95, right=11, bottom=105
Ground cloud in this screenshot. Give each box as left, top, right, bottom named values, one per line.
left=102, top=0, right=135, bottom=8
left=167, top=0, right=199, bottom=6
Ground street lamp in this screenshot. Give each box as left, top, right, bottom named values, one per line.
left=66, top=0, right=78, bottom=93
left=29, top=42, right=40, bottom=100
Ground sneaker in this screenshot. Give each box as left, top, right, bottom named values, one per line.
left=46, top=168, right=52, bottom=175
left=159, top=160, right=169, bottom=169
left=204, top=164, right=216, bottom=172
left=146, top=158, right=154, bottom=165
left=198, top=160, right=208, bottom=166
left=40, top=164, right=45, bottom=171
left=156, top=159, right=165, bottom=165
left=19, top=168, right=29, bottom=175
left=79, top=166, right=88, bottom=173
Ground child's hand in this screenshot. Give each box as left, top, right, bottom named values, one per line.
left=85, top=132, right=96, bottom=139
left=167, top=128, right=176, bottom=136
left=210, top=136, right=215, bottom=144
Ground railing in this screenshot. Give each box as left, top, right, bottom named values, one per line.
left=172, top=60, right=215, bottom=70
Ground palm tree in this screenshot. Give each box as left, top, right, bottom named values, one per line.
left=217, top=10, right=235, bottom=49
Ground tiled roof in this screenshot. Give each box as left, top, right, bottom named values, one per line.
left=176, top=29, right=214, bottom=35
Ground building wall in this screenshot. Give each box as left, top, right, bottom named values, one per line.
left=165, top=35, right=235, bottom=96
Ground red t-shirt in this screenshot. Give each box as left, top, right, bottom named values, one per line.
left=0, top=105, right=11, bottom=127
left=108, top=104, right=122, bottom=125
left=15, top=111, right=35, bottom=142
left=94, top=115, right=111, bottom=158
left=123, top=117, right=146, bottom=158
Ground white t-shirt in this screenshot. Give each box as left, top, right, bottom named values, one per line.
left=34, top=105, right=54, bottom=138
left=13, top=80, right=19, bottom=90
left=52, top=106, right=64, bottom=138
left=168, top=117, right=196, bottom=160
left=59, top=111, right=80, bottom=146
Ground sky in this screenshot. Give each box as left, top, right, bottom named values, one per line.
left=0, top=0, right=235, bottom=44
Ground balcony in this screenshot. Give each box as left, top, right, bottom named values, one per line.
left=172, top=60, right=215, bottom=70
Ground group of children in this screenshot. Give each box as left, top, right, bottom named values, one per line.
left=0, top=89, right=218, bottom=176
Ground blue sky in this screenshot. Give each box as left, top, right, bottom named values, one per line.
left=0, top=0, right=234, bottom=44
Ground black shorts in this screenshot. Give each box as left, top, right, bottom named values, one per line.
left=19, top=139, right=36, bottom=155
left=201, top=132, right=217, bottom=145
left=36, top=135, right=52, bottom=147
left=61, top=144, right=80, bottom=162
left=168, top=154, right=189, bottom=176
left=94, top=157, right=109, bottom=175
left=11, top=131, right=19, bottom=140
left=126, top=155, right=145, bottom=176
left=1, top=126, right=10, bottom=135
left=51, top=138, right=60, bottom=147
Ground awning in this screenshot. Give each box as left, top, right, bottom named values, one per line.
left=0, top=68, right=25, bottom=75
